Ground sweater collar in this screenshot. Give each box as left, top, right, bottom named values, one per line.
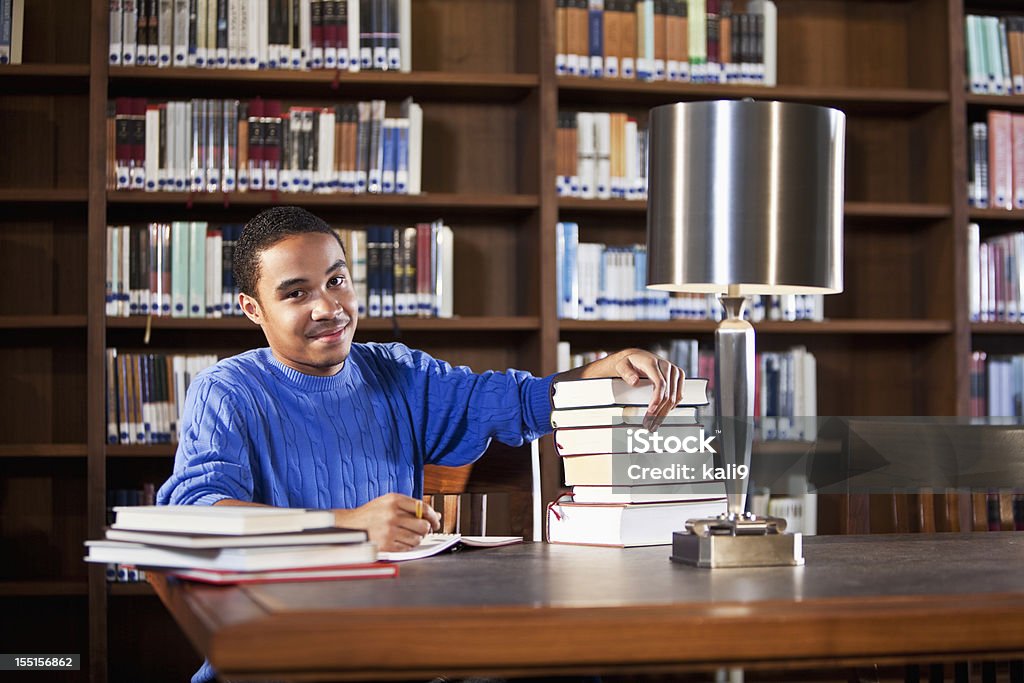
left=259, top=347, right=352, bottom=392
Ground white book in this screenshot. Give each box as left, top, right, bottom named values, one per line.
left=111, top=504, right=337, bottom=535
left=547, top=498, right=727, bottom=547
left=348, top=0, right=360, bottom=72
left=571, top=483, right=726, bottom=505
left=576, top=112, right=595, bottom=198
left=398, top=0, right=411, bottom=72
left=158, top=0, right=173, bottom=66
left=378, top=534, right=521, bottom=562
left=300, top=0, right=311, bottom=68
left=748, top=0, right=776, bottom=86
left=105, top=525, right=366, bottom=548
left=594, top=112, right=611, bottom=199
left=86, top=539, right=376, bottom=571
left=554, top=423, right=708, bottom=457
left=144, top=106, right=160, bottom=191
left=550, top=405, right=697, bottom=429
left=110, top=0, right=124, bottom=65
left=435, top=223, right=454, bottom=318
left=402, top=97, right=422, bottom=195
left=551, top=377, right=709, bottom=409
left=122, top=1, right=139, bottom=68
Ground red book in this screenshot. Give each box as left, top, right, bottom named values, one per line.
left=989, top=110, right=1013, bottom=209
left=169, top=562, right=399, bottom=585
left=1013, top=113, right=1024, bottom=210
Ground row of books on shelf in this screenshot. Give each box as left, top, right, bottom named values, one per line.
left=103, top=484, right=158, bottom=582
left=557, top=341, right=818, bottom=442
left=105, top=220, right=454, bottom=320
left=109, top=96, right=423, bottom=195
left=967, top=111, right=1024, bottom=211
left=86, top=505, right=395, bottom=585
left=970, top=351, right=1024, bottom=418
left=555, top=0, right=776, bottom=85
left=0, top=0, right=23, bottom=64
left=967, top=224, right=1024, bottom=324
left=964, top=13, right=1024, bottom=96
left=555, top=223, right=825, bottom=321
left=105, top=350, right=217, bottom=445
left=557, top=111, right=648, bottom=200
left=109, top=0, right=411, bottom=72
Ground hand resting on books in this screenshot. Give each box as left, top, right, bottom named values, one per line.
left=556, top=347, right=685, bottom=431
left=215, top=493, right=440, bottom=552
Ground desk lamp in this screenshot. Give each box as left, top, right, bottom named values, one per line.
left=646, top=100, right=845, bottom=568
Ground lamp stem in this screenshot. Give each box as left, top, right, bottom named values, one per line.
left=715, top=294, right=755, bottom=516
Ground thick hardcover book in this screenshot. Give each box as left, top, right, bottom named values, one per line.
left=571, top=482, right=726, bottom=504
left=551, top=405, right=696, bottom=429
left=111, top=504, right=337, bottom=535
left=560, top=450, right=715, bottom=485
left=86, top=539, right=376, bottom=571
left=547, top=497, right=727, bottom=547
left=551, top=377, right=709, bottom=409
left=169, top=561, right=397, bottom=584
left=554, top=423, right=707, bottom=457
left=105, top=525, right=367, bottom=548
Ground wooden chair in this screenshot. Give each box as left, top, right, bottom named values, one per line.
left=421, top=439, right=542, bottom=540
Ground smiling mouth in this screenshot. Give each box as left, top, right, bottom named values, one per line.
left=309, top=322, right=351, bottom=341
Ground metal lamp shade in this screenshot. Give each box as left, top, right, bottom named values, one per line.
left=646, top=100, right=845, bottom=295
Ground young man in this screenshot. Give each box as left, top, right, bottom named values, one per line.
left=158, top=206, right=686, bottom=549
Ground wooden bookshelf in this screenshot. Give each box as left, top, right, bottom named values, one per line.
left=0, top=0, right=1008, bottom=680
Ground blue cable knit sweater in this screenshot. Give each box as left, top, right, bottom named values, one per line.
left=158, top=342, right=554, bottom=509
left=157, top=343, right=555, bottom=683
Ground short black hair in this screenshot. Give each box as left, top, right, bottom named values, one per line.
left=234, top=206, right=344, bottom=298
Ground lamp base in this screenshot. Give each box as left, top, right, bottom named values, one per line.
left=670, top=514, right=804, bottom=568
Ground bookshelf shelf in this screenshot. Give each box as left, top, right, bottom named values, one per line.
left=0, top=444, right=88, bottom=457
left=108, top=67, right=539, bottom=102
left=0, top=64, right=90, bottom=93
left=105, top=191, right=540, bottom=214
left=0, top=188, right=89, bottom=204
left=557, top=79, right=948, bottom=114
left=558, top=320, right=954, bottom=335
left=0, top=315, right=88, bottom=329
left=108, top=583, right=155, bottom=597
left=0, top=581, right=88, bottom=597
left=968, top=208, right=1024, bottom=222
left=556, top=199, right=951, bottom=221
left=107, top=444, right=174, bottom=458
left=971, top=323, right=1024, bottom=335
left=965, top=93, right=1024, bottom=109
left=105, top=315, right=540, bottom=332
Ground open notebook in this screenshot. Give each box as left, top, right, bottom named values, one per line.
left=377, top=533, right=522, bottom=561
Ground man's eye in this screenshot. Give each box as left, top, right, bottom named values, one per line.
left=287, top=290, right=303, bottom=299
left=328, top=276, right=345, bottom=287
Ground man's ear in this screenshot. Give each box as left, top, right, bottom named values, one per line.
left=240, top=292, right=263, bottom=324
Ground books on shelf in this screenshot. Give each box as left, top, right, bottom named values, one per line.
left=105, top=350, right=217, bottom=445
left=964, top=13, right=1024, bottom=96
left=108, top=96, right=422, bottom=196
left=0, top=0, right=24, bottom=64
left=168, top=562, right=397, bottom=584
left=555, top=222, right=826, bottom=321
left=377, top=533, right=522, bottom=561
left=111, top=504, right=337, bottom=534
left=551, top=377, right=710, bottom=409
left=555, top=0, right=775, bottom=86
left=105, top=220, right=452, bottom=321
left=109, top=0, right=412, bottom=72
left=546, top=497, right=727, bottom=547
left=556, top=112, right=648, bottom=200
left=967, top=111, right=1024, bottom=211
left=971, top=350, right=1024, bottom=418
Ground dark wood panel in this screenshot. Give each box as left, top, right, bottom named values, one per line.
left=20, top=0, right=90, bottom=65
left=0, top=219, right=87, bottom=316
left=845, top=113, right=949, bottom=204
left=108, top=597, right=204, bottom=683
left=0, top=459, right=87, bottom=581
left=778, top=0, right=946, bottom=90
left=412, top=0, right=533, bottom=74
left=0, top=337, right=87, bottom=444
left=0, top=95, right=89, bottom=188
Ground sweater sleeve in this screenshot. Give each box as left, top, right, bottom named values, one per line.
left=378, top=344, right=555, bottom=467
left=156, top=373, right=255, bottom=506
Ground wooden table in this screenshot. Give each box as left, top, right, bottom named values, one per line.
left=149, top=533, right=1024, bottom=681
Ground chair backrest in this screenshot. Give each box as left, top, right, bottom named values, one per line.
left=422, top=440, right=540, bottom=539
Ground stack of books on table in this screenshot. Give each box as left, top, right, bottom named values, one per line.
left=85, top=505, right=395, bottom=584
left=547, top=378, right=728, bottom=547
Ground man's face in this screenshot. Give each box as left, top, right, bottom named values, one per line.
left=240, top=232, right=359, bottom=376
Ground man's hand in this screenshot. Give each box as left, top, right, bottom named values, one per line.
left=556, top=348, right=685, bottom=431
left=334, top=493, right=441, bottom=552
